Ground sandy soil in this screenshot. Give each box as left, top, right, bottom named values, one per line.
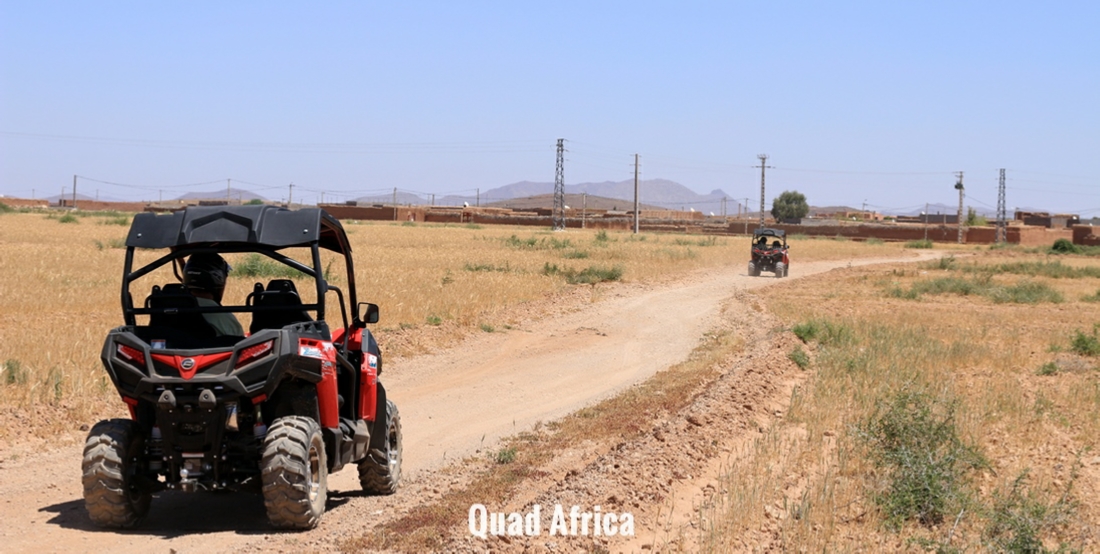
left=0, top=251, right=935, bottom=553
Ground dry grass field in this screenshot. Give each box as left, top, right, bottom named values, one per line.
left=701, top=249, right=1100, bottom=552
left=0, top=210, right=905, bottom=443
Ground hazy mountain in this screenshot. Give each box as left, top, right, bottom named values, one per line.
left=437, top=179, right=735, bottom=211
left=352, top=191, right=430, bottom=205
left=895, top=203, right=996, bottom=217
left=177, top=188, right=267, bottom=202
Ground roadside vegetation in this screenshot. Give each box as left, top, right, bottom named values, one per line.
left=700, top=248, right=1098, bottom=552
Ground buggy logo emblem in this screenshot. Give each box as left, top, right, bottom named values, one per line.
left=180, top=358, right=195, bottom=370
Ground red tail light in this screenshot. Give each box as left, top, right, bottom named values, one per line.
left=117, top=344, right=144, bottom=365
left=235, top=340, right=274, bottom=369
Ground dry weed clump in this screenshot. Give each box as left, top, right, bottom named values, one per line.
left=701, top=248, right=1099, bottom=552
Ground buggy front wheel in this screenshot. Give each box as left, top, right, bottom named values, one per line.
left=358, top=400, right=402, bottom=495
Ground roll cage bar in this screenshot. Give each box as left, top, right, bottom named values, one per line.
left=120, top=205, right=359, bottom=331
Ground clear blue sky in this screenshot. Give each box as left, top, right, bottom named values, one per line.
left=2, top=1, right=1097, bottom=214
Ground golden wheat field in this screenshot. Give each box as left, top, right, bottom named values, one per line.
left=0, top=210, right=907, bottom=441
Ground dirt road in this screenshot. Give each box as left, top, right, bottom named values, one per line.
left=0, top=252, right=933, bottom=553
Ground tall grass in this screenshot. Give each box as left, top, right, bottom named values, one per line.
left=889, top=276, right=1064, bottom=304
left=701, top=256, right=1095, bottom=552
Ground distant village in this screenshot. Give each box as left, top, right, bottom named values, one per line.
left=0, top=193, right=1095, bottom=248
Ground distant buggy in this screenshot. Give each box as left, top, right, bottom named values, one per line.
left=83, top=205, right=400, bottom=530
left=748, top=228, right=789, bottom=278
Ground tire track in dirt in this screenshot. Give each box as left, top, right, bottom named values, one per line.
left=0, top=251, right=938, bottom=553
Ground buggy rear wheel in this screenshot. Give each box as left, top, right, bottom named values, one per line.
left=82, top=419, right=151, bottom=528
left=747, top=261, right=759, bottom=277
left=358, top=400, right=402, bottom=495
left=261, top=416, right=327, bottom=529
left=776, top=262, right=786, bottom=278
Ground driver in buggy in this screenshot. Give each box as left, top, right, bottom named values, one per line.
left=183, top=253, right=244, bottom=337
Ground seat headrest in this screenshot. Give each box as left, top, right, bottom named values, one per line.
left=265, top=279, right=299, bottom=294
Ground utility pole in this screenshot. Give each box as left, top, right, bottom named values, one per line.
left=633, top=153, right=640, bottom=234
left=955, top=172, right=965, bottom=244
left=72, top=175, right=77, bottom=209
left=227, top=179, right=231, bottom=204
left=288, top=183, right=294, bottom=207
left=924, top=202, right=929, bottom=241
left=582, top=192, right=587, bottom=229
left=553, top=138, right=565, bottom=231
left=392, top=187, right=397, bottom=206
left=476, top=188, right=480, bottom=208
left=159, top=190, right=163, bottom=203
left=755, top=155, right=771, bottom=228
left=996, top=169, right=1007, bottom=244
left=744, top=198, right=750, bottom=234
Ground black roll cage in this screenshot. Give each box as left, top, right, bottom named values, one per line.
left=119, top=206, right=359, bottom=340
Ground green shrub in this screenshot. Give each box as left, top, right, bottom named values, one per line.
left=905, top=239, right=934, bottom=249
left=464, top=262, right=509, bottom=272
left=426, top=315, right=443, bottom=326
left=1036, top=362, right=1060, bottom=376
left=3, top=359, right=26, bottom=385
left=563, top=250, right=589, bottom=259
left=495, top=446, right=517, bottom=464
left=857, top=389, right=986, bottom=529
left=1050, top=238, right=1080, bottom=254
left=233, top=254, right=304, bottom=279
left=791, top=319, right=853, bottom=346
left=982, top=472, right=1078, bottom=554
left=594, top=230, right=610, bottom=243
left=479, top=323, right=495, bottom=333
left=866, top=237, right=885, bottom=245
left=542, top=263, right=624, bottom=285
left=1070, top=327, right=1100, bottom=357
left=0, top=202, right=14, bottom=214
left=504, top=234, right=540, bottom=249
left=567, top=265, right=623, bottom=285
left=58, top=212, right=79, bottom=224
left=788, top=346, right=810, bottom=370
left=988, top=281, right=1063, bottom=304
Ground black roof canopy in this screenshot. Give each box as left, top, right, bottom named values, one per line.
left=753, top=228, right=786, bottom=238
left=126, top=205, right=351, bottom=254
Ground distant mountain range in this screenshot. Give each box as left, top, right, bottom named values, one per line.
left=177, top=188, right=266, bottom=202
left=355, top=179, right=739, bottom=212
